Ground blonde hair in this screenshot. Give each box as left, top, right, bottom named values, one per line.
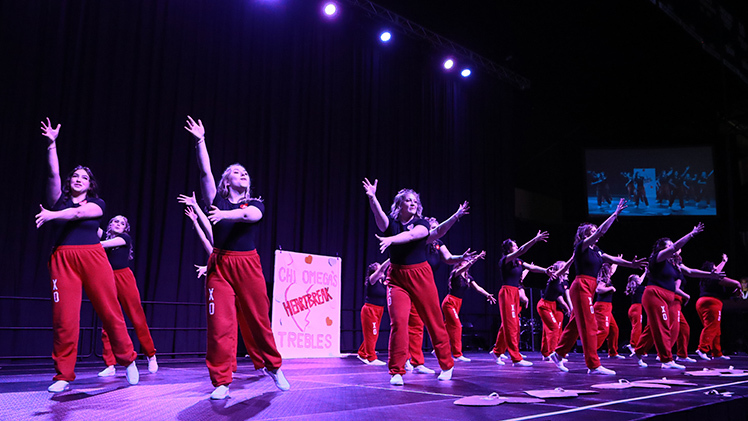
left=389, top=188, right=423, bottom=219
left=217, top=164, right=251, bottom=202
left=105, top=215, right=134, bottom=260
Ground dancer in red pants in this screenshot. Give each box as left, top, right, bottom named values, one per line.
left=491, top=231, right=551, bottom=367
left=537, top=260, right=572, bottom=361
left=185, top=116, right=288, bottom=400
left=624, top=271, right=646, bottom=356
left=670, top=254, right=694, bottom=363
left=180, top=195, right=266, bottom=376
left=550, top=199, right=646, bottom=375
left=363, top=178, right=465, bottom=386
left=696, top=255, right=740, bottom=360
left=98, top=216, right=158, bottom=377
left=36, top=118, right=138, bottom=393
left=594, top=263, right=623, bottom=359
left=442, top=251, right=494, bottom=361
left=632, top=223, right=724, bottom=370
left=357, top=260, right=390, bottom=365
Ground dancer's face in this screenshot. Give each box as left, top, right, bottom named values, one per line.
left=109, top=216, right=127, bottom=235
left=399, top=193, right=418, bottom=218
left=69, top=169, right=91, bottom=196
left=225, top=165, right=249, bottom=190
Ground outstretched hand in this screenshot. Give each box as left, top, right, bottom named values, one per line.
left=178, top=192, right=198, bottom=208
left=691, top=222, right=705, bottom=236
left=535, top=230, right=549, bottom=243
left=35, top=204, right=54, bottom=228
left=194, top=265, right=207, bottom=279
left=630, top=256, right=648, bottom=270
left=486, top=295, right=497, bottom=305
left=207, top=205, right=224, bottom=225
left=362, top=178, right=378, bottom=197
left=185, top=116, right=205, bottom=139
left=185, top=207, right=198, bottom=222
left=41, top=118, right=60, bottom=143
left=455, top=201, right=470, bottom=219
left=614, top=198, right=628, bottom=215
left=375, top=234, right=393, bottom=253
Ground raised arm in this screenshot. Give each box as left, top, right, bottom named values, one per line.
left=505, top=230, right=549, bottom=263
left=427, top=201, right=469, bottom=243
left=41, top=118, right=62, bottom=206
left=186, top=207, right=214, bottom=255
left=602, top=254, right=646, bottom=269
left=178, top=192, right=214, bottom=245
left=368, top=259, right=391, bottom=285
left=580, top=198, right=626, bottom=249
left=678, top=263, right=724, bottom=279
left=438, top=244, right=478, bottom=265
left=451, top=251, right=486, bottom=277
left=362, top=178, right=388, bottom=231
left=656, top=223, right=703, bottom=262
left=521, top=261, right=552, bottom=276
left=185, top=116, right=216, bottom=206
left=715, top=254, right=728, bottom=273
left=375, top=225, right=428, bottom=254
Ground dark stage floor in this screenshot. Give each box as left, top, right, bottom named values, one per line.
left=1, top=351, right=748, bottom=420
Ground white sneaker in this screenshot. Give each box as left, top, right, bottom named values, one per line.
left=455, top=355, right=471, bottom=362
left=588, top=365, right=616, bottom=375
left=661, top=361, right=685, bottom=370
left=610, top=354, right=625, bottom=359
left=210, top=385, right=229, bottom=400
left=549, top=352, right=568, bottom=372
left=696, top=350, right=712, bottom=360
left=126, top=362, right=139, bottom=385
left=489, top=352, right=505, bottom=365
left=715, top=355, right=731, bottom=360
left=369, top=359, right=386, bottom=366
left=98, top=365, right=116, bottom=377
left=390, top=374, right=404, bottom=386
left=357, top=355, right=371, bottom=365
left=513, top=359, right=533, bottom=367
left=267, top=368, right=290, bottom=391
left=404, top=360, right=414, bottom=371
left=520, top=353, right=527, bottom=359
left=499, top=353, right=509, bottom=360
left=413, top=364, right=435, bottom=374
left=48, top=380, right=69, bottom=393
left=676, top=356, right=697, bottom=363
left=625, top=344, right=635, bottom=356
left=437, top=368, right=453, bottom=381
left=655, top=356, right=661, bottom=362
left=147, top=355, right=158, bottom=374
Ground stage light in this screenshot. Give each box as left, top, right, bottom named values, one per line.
left=460, top=68, right=472, bottom=77
left=380, top=31, right=392, bottom=42
left=443, top=59, right=454, bottom=70
left=323, top=2, right=338, bottom=17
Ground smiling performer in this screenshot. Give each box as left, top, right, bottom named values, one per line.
left=363, top=178, right=463, bottom=386
left=549, top=199, right=646, bottom=375
left=185, top=116, right=288, bottom=400
left=97, top=216, right=158, bottom=377
left=36, top=118, right=138, bottom=393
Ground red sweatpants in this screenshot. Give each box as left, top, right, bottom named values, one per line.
left=628, top=303, right=643, bottom=348
left=101, top=268, right=156, bottom=366
left=387, top=262, right=453, bottom=376
left=206, top=249, right=282, bottom=387
left=407, top=303, right=426, bottom=366
left=594, top=302, right=619, bottom=357
left=555, top=275, right=600, bottom=369
left=49, top=245, right=136, bottom=381
left=441, top=294, right=464, bottom=357
left=236, top=299, right=264, bottom=370
left=358, top=303, right=384, bottom=361
left=635, top=286, right=675, bottom=363
left=671, top=297, right=690, bottom=358
left=537, top=299, right=563, bottom=357
left=492, top=286, right=522, bottom=362
left=696, top=296, right=723, bottom=357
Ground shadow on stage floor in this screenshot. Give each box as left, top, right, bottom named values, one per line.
left=2, top=351, right=748, bottom=420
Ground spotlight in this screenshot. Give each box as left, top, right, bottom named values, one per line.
left=322, top=2, right=338, bottom=17
left=380, top=31, right=392, bottom=42
left=443, top=59, right=454, bottom=70
left=460, top=68, right=472, bottom=77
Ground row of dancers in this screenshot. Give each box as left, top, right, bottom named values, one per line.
left=357, top=195, right=740, bottom=384
left=34, top=116, right=740, bottom=398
